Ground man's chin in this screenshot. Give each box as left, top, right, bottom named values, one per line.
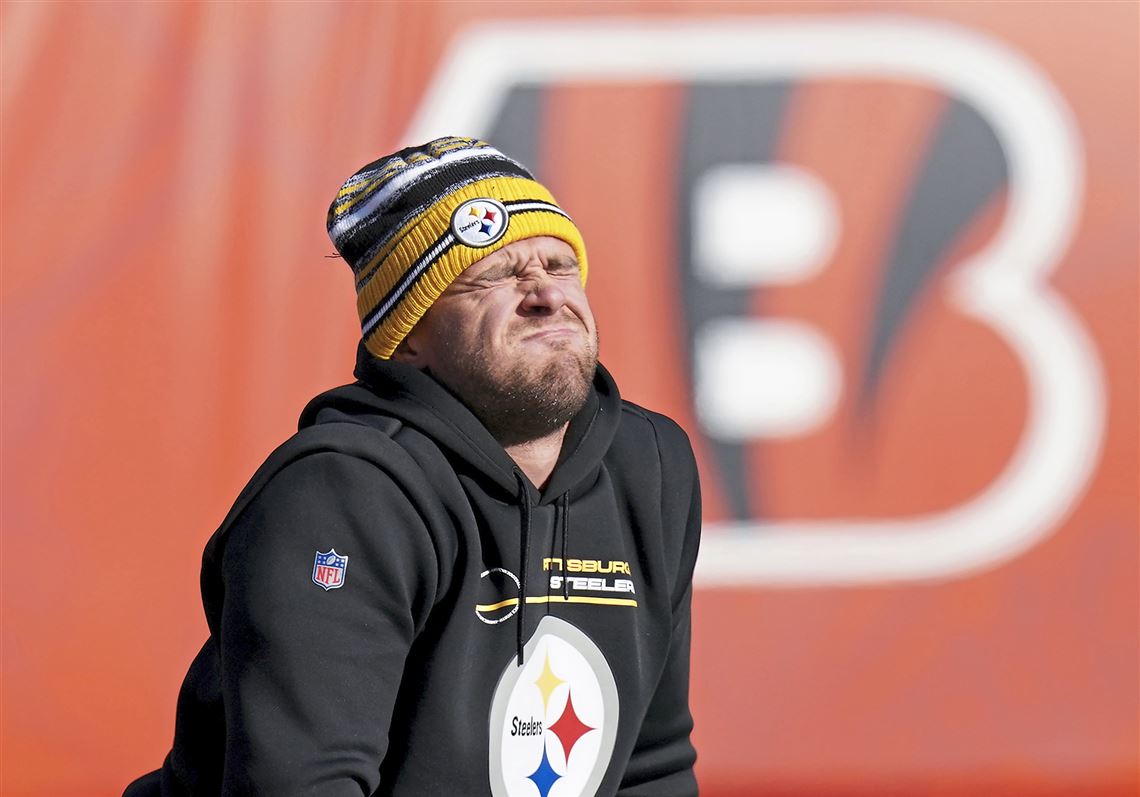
left=474, top=351, right=596, bottom=445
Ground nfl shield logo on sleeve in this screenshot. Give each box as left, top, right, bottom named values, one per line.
left=312, top=549, right=348, bottom=591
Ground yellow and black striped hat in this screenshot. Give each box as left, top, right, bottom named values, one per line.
left=327, top=136, right=588, bottom=360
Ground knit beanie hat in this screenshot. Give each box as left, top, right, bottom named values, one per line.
left=327, top=136, right=589, bottom=360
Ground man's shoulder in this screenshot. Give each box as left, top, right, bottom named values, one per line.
left=201, top=417, right=457, bottom=587
left=254, top=419, right=420, bottom=488
left=616, top=400, right=695, bottom=459
left=215, top=418, right=448, bottom=543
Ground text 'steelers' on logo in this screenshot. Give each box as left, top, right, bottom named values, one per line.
left=451, top=198, right=509, bottom=247
left=488, top=616, right=619, bottom=797
left=312, top=549, right=348, bottom=591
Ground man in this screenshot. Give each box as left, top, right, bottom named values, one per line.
left=126, top=136, right=701, bottom=796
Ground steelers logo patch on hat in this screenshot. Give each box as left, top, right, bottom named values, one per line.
left=451, top=198, right=509, bottom=247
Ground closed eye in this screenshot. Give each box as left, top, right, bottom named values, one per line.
left=546, top=256, right=580, bottom=276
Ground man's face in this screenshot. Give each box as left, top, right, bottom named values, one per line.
left=396, top=235, right=599, bottom=445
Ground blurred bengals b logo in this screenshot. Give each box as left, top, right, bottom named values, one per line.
left=408, top=17, right=1105, bottom=586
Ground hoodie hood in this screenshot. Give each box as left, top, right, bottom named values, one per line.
left=297, top=342, right=621, bottom=505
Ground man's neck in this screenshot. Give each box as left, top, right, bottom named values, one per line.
left=503, top=425, right=568, bottom=490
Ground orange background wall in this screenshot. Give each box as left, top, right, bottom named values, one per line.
left=2, top=2, right=1136, bottom=795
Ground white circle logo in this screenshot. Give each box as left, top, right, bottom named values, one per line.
left=451, top=197, right=509, bottom=247
left=476, top=567, right=521, bottom=625
left=488, top=616, right=619, bottom=797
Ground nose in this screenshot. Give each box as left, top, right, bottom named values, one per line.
left=518, top=273, right=567, bottom=316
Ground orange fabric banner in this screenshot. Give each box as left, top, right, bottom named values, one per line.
left=2, top=2, right=1136, bottom=794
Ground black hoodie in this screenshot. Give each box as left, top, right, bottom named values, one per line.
left=129, top=352, right=701, bottom=796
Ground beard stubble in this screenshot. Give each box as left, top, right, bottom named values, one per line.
left=432, top=326, right=599, bottom=447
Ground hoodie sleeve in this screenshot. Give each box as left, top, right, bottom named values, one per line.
left=216, top=451, right=441, bottom=796
left=619, top=418, right=702, bottom=796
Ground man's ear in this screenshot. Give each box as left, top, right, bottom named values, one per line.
left=391, top=329, right=429, bottom=368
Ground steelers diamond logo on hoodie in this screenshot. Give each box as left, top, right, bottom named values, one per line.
left=487, top=616, right=619, bottom=797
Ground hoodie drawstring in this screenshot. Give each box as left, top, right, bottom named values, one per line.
left=515, top=471, right=531, bottom=666
left=514, top=475, right=573, bottom=666
left=559, top=493, right=570, bottom=600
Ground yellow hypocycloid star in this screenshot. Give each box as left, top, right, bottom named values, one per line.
left=533, top=652, right=565, bottom=714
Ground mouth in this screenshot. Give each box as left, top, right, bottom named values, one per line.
left=520, top=325, right=582, bottom=343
